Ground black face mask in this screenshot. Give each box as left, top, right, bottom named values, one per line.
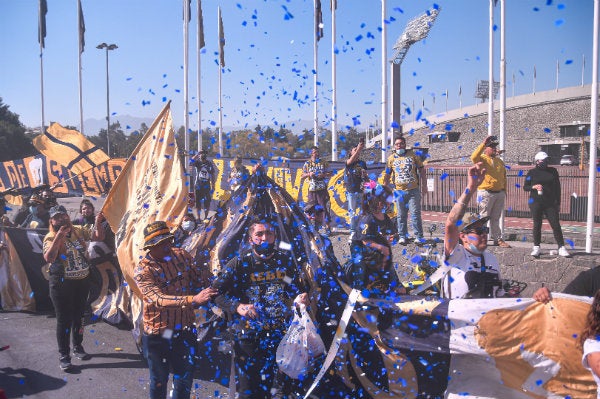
left=536, top=160, right=548, bottom=169
left=253, top=242, right=276, bottom=258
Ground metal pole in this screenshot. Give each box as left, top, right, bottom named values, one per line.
left=197, top=1, right=202, bottom=152
left=105, top=47, right=110, bottom=157
left=381, top=0, right=388, bottom=162
left=39, top=0, right=45, bottom=135
left=499, top=0, right=506, bottom=237
left=487, top=0, right=494, bottom=138
left=313, top=0, right=319, bottom=147
left=183, top=0, right=190, bottom=179
left=331, top=2, right=337, bottom=161
left=586, top=0, right=599, bottom=253
left=218, top=7, right=224, bottom=157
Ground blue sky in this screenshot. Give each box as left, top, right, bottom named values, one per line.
left=0, top=0, right=595, bottom=135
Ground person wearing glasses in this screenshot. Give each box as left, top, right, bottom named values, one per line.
left=442, top=162, right=504, bottom=299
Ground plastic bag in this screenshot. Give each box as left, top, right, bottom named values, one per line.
left=276, top=298, right=326, bottom=379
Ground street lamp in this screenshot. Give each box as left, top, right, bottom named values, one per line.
left=96, top=43, right=118, bottom=157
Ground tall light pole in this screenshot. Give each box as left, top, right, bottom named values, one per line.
left=96, top=43, right=118, bottom=157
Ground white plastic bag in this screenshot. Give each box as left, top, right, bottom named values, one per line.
left=276, top=299, right=326, bottom=379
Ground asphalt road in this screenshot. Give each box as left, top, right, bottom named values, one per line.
left=0, top=310, right=231, bottom=399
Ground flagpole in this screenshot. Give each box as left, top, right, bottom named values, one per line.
left=586, top=0, right=599, bottom=253
left=487, top=0, right=494, bottom=138
left=218, top=7, right=224, bottom=157
left=183, top=0, right=190, bottom=183
left=533, top=65, right=536, bottom=94
left=313, top=0, right=320, bottom=146
left=459, top=85, right=462, bottom=109
left=556, top=59, right=559, bottom=91
left=197, top=0, right=203, bottom=152
left=512, top=72, right=515, bottom=97
left=582, top=53, right=586, bottom=87
left=77, top=0, right=84, bottom=135
left=331, top=0, right=337, bottom=161
left=39, top=0, right=46, bottom=135
left=499, top=0, right=506, bottom=237
left=381, top=0, right=388, bottom=162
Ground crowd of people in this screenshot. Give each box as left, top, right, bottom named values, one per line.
left=1, top=139, right=597, bottom=399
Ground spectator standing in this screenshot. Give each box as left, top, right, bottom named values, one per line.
left=42, top=205, right=106, bottom=371
left=228, top=156, right=250, bottom=192
left=382, top=136, right=426, bottom=245
left=523, top=151, right=571, bottom=258
left=301, top=146, right=333, bottom=235
left=72, top=199, right=116, bottom=254
left=344, top=138, right=368, bottom=243
left=19, top=193, right=49, bottom=228
left=443, top=163, right=504, bottom=299
left=470, top=135, right=511, bottom=248
left=212, top=218, right=309, bottom=399
left=191, top=150, right=217, bottom=221
left=134, top=221, right=217, bottom=399
left=580, top=290, right=600, bottom=398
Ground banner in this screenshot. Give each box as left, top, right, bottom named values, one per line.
left=33, top=122, right=110, bottom=176
left=102, top=102, right=187, bottom=299
left=0, top=155, right=125, bottom=203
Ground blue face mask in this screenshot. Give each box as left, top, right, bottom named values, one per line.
left=395, top=149, right=406, bottom=156
left=467, top=242, right=484, bottom=255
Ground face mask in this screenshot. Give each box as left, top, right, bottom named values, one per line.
left=395, top=149, right=406, bottom=156
left=536, top=160, right=548, bottom=169
left=253, top=242, right=276, bottom=258
left=467, top=242, right=484, bottom=255
left=181, top=221, right=196, bottom=232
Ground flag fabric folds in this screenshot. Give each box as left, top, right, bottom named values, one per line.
left=218, top=8, right=225, bottom=67
left=38, top=0, right=48, bottom=48
left=78, top=0, right=85, bottom=53
left=198, top=0, right=205, bottom=49
left=315, top=0, right=324, bottom=41
left=32, top=122, right=110, bottom=176
left=102, top=102, right=187, bottom=300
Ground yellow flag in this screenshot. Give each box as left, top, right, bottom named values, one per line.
left=102, top=102, right=186, bottom=298
left=32, top=122, right=110, bottom=175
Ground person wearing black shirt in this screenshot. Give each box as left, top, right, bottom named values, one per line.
left=191, top=150, right=217, bottom=221
left=213, top=218, right=309, bottom=399
left=344, top=139, right=368, bottom=243
left=523, top=151, right=570, bottom=258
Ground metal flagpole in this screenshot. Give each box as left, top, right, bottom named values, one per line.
left=218, top=7, right=224, bottom=157
left=39, top=0, right=46, bottom=135
left=582, top=53, right=586, bottom=87
left=586, top=0, right=599, bottom=253
left=556, top=59, right=559, bottom=91
left=331, top=0, right=337, bottom=161
left=487, top=0, right=494, bottom=138
left=313, top=0, right=320, bottom=146
left=381, top=0, right=388, bottom=162
left=183, top=0, right=190, bottom=189
left=78, top=0, right=84, bottom=135
left=197, top=0, right=204, bottom=152
left=499, top=0, right=506, bottom=237
left=533, top=65, right=536, bottom=94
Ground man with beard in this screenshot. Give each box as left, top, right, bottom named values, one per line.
left=212, top=217, right=309, bottom=399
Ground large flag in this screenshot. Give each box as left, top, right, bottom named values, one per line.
left=102, top=102, right=187, bottom=300
left=32, top=122, right=110, bottom=176
left=315, top=0, right=324, bottom=41
left=38, top=0, right=48, bottom=48
left=78, top=0, right=85, bottom=53
left=218, top=8, right=225, bottom=67
left=198, top=0, right=205, bottom=49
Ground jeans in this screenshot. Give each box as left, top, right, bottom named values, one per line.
left=394, top=188, right=423, bottom=238
left=48, top=275, right=90, bottom=358
left=142, top=331, right=196, bottom=399
left=529, top=202, right=565, bottom=247
left=347, top=191, right=363, bottom=234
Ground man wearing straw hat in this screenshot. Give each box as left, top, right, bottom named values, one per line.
left=134, top=220, right=218, bottom=399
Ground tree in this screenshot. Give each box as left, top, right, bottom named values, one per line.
left=0, top=98, right=36, bottom=162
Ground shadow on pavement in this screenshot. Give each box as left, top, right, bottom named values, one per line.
left=0, top=367, right=67, bottom=397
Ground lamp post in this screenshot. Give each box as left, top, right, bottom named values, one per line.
left=96, top=43, right=118, bottom=157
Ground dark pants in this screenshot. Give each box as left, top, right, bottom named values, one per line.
left=234, top=332, right=296, bottom=399
left=530, top=202, right=565, bottom=247
left=307, top=190, right=331, bottom=226
left=48, top=275, right=90, bottom=358
left=195, top=183, right=212, bottom=218
left=142, top=330, right=196, bottom=399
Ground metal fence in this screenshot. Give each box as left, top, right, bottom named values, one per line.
left=422, top=165, right=600, bottom=222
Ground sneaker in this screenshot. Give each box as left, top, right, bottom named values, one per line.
left=530, top=246, right=541, bottom=258
left=348, top=232, right=355, bottom=244
left=497, top=239, right=512, bottom=248
left=398, top=237, right=407, bottom=245
left=558, top=246, right=571, bottom=258
left=73, top=346, right=91, bottom=360
left=59, top=356, right=73, bottom=371
left=414, top=237, right=424, bottom=245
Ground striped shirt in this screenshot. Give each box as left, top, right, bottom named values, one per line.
left=134, top=247, right=206, bottom=335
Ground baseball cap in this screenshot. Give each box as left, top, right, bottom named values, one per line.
left=460, top=212, right=490, bottom=232
left=485, top=136, right=500, bottom=147
left=48, top=205, right=68, bottom=218
left=534, top=151, right=548, bottom=161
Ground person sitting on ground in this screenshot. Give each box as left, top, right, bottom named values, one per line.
left=347, top=181, right=402, bottom=297
left=173, top=213, right=197, bottom=248
left=443, top=162, right=504, bottom=299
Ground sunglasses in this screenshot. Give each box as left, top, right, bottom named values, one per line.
left=463, top=226, right=489, bottom=236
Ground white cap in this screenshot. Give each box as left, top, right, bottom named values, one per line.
left=534, top=151, right=548, bottom=161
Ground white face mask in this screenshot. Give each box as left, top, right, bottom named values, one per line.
left=181, top=221, right=196, bottom=232
left=395, top=149, right=406, bottom=155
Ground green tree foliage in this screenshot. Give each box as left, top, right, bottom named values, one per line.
left=0, top=98, right=37, bottom=162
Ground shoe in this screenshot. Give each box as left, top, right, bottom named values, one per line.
left=497, top=239, right=512, bottom=248
left=414, top=237, right=423, bottom=245
left=73, top=346, right=91, bottom=360
left=530, top=246, right=541, bottom=258
left=558, top=246, right=571, bottom=258
left=59, top=356, right=73, bottom=371
left=348, top=232, right=355, bottom=244
left=398, top=237, right=407, bottom=245
left=323, top=228, right=332, bottom=237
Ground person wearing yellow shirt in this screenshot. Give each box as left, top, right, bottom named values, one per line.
left=470, top=136, right=511, bottom=248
